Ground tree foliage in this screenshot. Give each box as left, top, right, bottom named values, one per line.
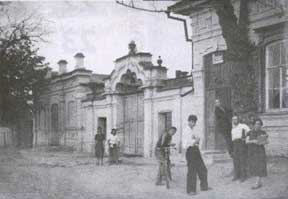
left=0, top=7, right=49, bottom=125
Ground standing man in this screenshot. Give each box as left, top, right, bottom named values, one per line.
left=231, top=115, right=250, bottom=182
left=215, top=99, right=233, bottom=157
left=183, top=115, right=211, bottom=195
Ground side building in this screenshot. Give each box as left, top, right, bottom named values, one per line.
left=169, top=0, right=288, bottom=156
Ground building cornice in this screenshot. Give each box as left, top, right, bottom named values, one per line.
left=168, top=0, right=208, bottom=16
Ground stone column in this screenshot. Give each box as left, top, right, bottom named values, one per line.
left=191, top=68, right=206, bottom=150
left=143, top=88, right=154, bottom=158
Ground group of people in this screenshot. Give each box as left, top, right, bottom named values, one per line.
left=94, top=127, right=120, bottom=166
left=155, top=114, right=211, bottom=195
left=94, top=98, right=268, bottom=194
left=215, top=99, right=268, bottom=189
left=155, top=99, right=268, bottom=196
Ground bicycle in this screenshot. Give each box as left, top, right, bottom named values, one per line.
left=155, top=146, right=176, bottom=189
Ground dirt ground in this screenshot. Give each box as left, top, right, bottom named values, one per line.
left=0, top=148, right=287, bottom=199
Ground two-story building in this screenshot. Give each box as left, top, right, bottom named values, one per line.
left=169, top=0, right=288, bottom=156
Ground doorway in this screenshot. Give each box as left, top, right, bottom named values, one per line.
left=158, top=112, right=172, bottom=138
left=98, top=117, right=107, bottom=138
left=122, top=92, right=144, bottom=156
left=204, top=51, right=232, bottom=151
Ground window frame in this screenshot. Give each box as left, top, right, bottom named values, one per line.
left=265, top=40, right=288, bottom=111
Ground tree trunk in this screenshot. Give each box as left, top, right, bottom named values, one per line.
left=211, top=0, right=257, bottom=116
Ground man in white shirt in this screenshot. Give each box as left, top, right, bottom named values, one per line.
left=182, top=115, right=211, bottom=195
left=231, top=115, right=250, bottom=182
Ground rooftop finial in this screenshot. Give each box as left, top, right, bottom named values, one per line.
left=157, top=56, right=163, bottom=66
left=128, top=40, right=137, bottom=55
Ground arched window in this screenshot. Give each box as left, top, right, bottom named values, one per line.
left=67, top=101, right=77, bottom=127
left=266, top=40, right=288, bottom=110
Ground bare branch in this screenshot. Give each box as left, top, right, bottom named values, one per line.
left=115, top=0, right=167, bottom=13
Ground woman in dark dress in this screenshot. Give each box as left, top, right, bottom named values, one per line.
left=246, top=118, right=268, bottom=189
left=95, top=127, right=106, bottom=166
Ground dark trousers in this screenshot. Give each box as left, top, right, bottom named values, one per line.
left=186, top=146, right=208, bottom=193
left=232, top=139, right=247, bottom=180
left=223, top=133, right=233, bottom=157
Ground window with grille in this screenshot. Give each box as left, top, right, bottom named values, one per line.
left=266, top=40, right=288, bottom=110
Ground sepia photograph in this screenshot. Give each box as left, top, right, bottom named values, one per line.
left=0, top=0, right=288, bottom=198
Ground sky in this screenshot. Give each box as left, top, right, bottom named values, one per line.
left=6, top=1, right=192, bottom=77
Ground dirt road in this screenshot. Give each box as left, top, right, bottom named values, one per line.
left=0, top=148, right=287, bottom=199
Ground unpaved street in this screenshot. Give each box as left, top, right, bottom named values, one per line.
left=0, top=148, right=287, bottom=199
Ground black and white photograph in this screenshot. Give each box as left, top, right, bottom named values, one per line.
left=0, top=0, right=288, bottom=198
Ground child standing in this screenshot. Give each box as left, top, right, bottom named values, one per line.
left=246, top=118, right=268, bottom=189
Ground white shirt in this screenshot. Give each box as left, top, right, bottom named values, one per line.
left=182, top=126, right=202, bottom=150
left=231, top=123, right=250, bottom=141
left=108, top=134, right=120, bottom=146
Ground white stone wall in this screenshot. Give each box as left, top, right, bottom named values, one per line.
left=33, top=71, right=92, bottom=149
left=143, top=85, right=203, bottom=158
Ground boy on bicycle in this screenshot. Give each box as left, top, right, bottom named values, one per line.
left=155, top=126, right=177, bottom=185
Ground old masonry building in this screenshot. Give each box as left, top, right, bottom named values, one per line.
left=34, top=42, right=199, bottom=157
left=169, top=0, right=288, bottom=156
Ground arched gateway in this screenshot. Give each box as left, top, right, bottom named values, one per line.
left=108, top=44, right=147, bottom=155
left=116, top=69, right=144, bottom=155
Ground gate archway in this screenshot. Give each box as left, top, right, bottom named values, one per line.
left=116, top=69, right=144, bottom=155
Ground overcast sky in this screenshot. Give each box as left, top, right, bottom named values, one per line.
left=8, top=1, right=192, bottom=77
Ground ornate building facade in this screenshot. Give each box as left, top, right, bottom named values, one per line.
left=34, top=42, right=197, bottom=157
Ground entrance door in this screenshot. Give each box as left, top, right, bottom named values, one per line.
left=50, top=104, right=59, bottom=145
left=98, top=117, right=107, bottom=138
left=122, top=92, right=144, bottom=155
left=158, top=112, right=172, bottom=137
left=204, top=51, right=232, bottom=151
